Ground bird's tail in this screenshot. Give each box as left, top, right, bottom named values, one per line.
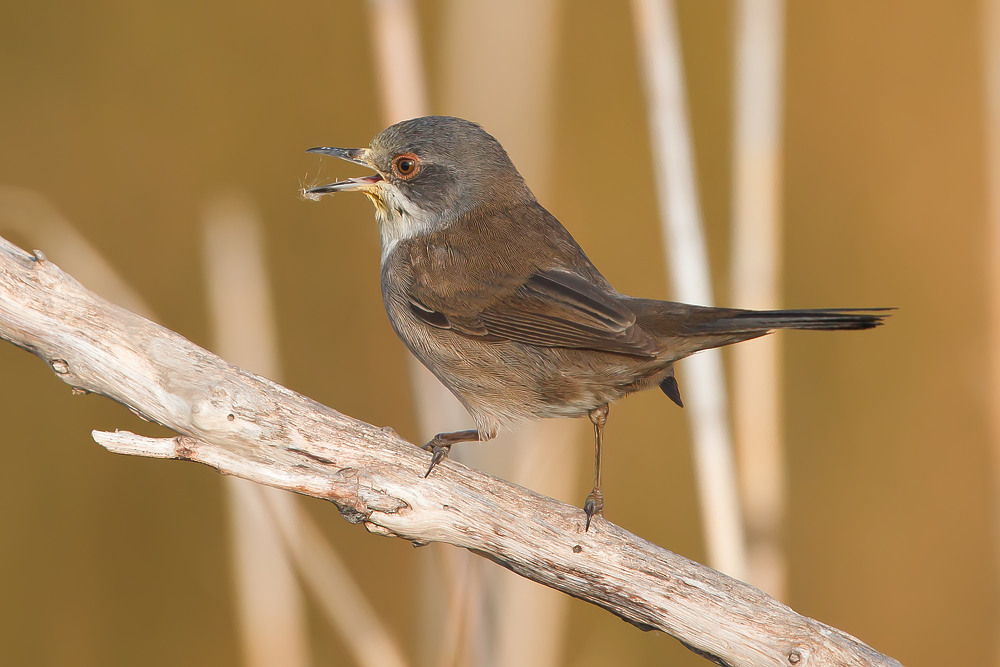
left=686, top=307, right=890, bottom=334
left=629, top=302, right=890, bottom=408
left=628, top=298, right=891, bottom=359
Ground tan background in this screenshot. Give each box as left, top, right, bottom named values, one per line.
left=0, top=1, right=993, bottom=665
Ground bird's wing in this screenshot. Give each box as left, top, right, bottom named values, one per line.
left=407, top=269, right=659, bottom=357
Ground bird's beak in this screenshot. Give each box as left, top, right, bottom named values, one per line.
left=304, top=146, right=383, bottom=195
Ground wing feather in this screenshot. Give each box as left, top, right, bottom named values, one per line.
left=408, top=269, right=658, bottom=357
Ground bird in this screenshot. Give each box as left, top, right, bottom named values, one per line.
left=305, top=115, right=887, bottom=530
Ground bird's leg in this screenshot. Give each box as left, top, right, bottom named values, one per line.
left=422, top=429, right=483, bottom=477
left=584, top=404, right=610, bottom=531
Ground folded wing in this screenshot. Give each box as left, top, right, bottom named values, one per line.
left=407, top=269, right=659, bottom=357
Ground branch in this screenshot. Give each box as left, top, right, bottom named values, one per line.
left=0, top=234, right=902, bottom=667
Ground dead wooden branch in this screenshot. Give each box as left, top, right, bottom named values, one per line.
left=0, top=234, right=902, bottom=667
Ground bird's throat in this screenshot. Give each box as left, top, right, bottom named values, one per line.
left=370, top=188, right=442, bottom=265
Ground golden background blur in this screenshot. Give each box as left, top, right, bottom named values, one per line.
left=0, top=1, right=993, bottom=665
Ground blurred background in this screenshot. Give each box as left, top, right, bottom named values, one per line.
left=0, top=0, right=995, bottom=665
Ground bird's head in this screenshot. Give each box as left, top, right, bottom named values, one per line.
left=305, top=116, right=533, bottom=259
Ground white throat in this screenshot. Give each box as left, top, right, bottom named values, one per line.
left=370, top=183, right=444, bottom=264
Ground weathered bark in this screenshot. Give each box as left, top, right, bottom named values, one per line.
left=0, top=235, right=902, bottom=667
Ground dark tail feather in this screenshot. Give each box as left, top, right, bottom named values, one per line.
left=690, top=308, right=892, bottom=335
left=652, top=306, right=888, bottom=409
left=659, top=375, right=684, bottom=407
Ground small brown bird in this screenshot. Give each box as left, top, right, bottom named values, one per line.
left=306, top=116, right=886, bottom=530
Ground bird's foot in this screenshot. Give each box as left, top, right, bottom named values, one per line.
left=419, top=429, right=482, bottom=477
left=422, top=442, right=452, bottom=478
left=583, top=488, right=604, bottom=532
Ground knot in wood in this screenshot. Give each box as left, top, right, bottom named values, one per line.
left=50, top=358, right=69, bottom=374
left=174, top=436, right=198, bottom=458
left=185, top=389, right=250, bottom=434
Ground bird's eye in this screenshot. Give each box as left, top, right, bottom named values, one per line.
left=392, top=153, right=420, bottom=179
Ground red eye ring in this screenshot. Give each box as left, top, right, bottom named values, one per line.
left=392, top=153, right=420, bottom=179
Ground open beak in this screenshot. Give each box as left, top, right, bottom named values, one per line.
left=304, top=146, right=383, bottom=194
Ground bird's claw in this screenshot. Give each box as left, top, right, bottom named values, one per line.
left=423, top=443, right=451, bottom=477
left=583, top=489, right=604, bottom=532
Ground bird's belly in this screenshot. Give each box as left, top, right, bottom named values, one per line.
left=386, top=303, right=544, bottom=428
left=383, top=292, right=663, bottom=430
